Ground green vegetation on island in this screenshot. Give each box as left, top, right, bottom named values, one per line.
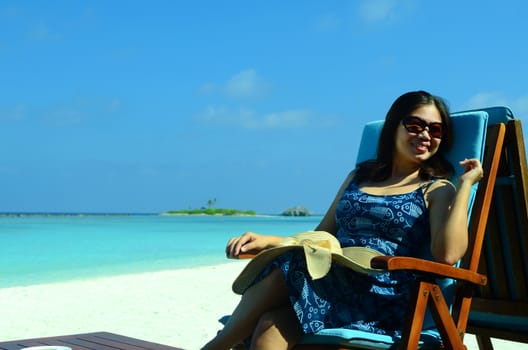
left=163, top=198, right=256, bottom=216
left=162, top=199, right=312, bottom=216
left=164, top=208, right=256, bottom=216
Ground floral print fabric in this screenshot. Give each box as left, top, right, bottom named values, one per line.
left=268, top=181, right=432, bottom=337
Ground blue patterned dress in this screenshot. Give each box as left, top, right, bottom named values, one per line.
left=262, top=180, right=433, bottom=337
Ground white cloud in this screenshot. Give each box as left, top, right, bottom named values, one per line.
left=197, top=105, right=312, bottom=129
left=0, top=104, right=27, bottom=121
left=465, top=92, right=508, bottom=109
left=359, top=0, right=397, bottom=23
left=358, top=0, right=415, bottom=24
left=259, top=110, right=311, bottom=129
left=464, top=92, right=528, bottom=116
left=199, top=69, right=269, bottom=99
left=515, top=95, right=528, bottom=115
left=224, top=69, right=267, bottom=99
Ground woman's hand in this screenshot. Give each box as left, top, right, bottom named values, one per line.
left=458, top=158, right=484, bottom=186
left=225, top=232, right=283, bottom=258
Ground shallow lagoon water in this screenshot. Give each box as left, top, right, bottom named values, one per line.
left=1, top=215, right=320, bottom=287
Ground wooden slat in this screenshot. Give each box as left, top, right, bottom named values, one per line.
left=450, top=123, right=505, bottom=338
left=473, top=120, right=528, bottom=304
left=507, top=120, right=528, bottom=300
left=467, top=119, right=528, bottom=348
left=0, top=332, right=183, bottom=350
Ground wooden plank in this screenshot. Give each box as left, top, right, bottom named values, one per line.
left=87, top=332, right=181, bottom=350
left=0, top=332, right=184, bottom=350
left=467, top=119, right=528, bottom=347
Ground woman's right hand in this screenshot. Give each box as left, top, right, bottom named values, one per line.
left=225, top=232, right=282, bottom=258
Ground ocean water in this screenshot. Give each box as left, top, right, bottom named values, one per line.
left=1, top=215, right=321, bottom=288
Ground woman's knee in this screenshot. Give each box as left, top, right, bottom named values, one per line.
left=244, top=268, right=288, bottom=304
left=251, top=306, right=302, bottom=349
left=254, top=309, right=282, bottom=334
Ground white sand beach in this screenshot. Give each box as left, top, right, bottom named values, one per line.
left=0, top=261, right=523, bottom=350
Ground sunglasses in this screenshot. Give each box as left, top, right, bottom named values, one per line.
left=401, top=116, right=443, bottom=139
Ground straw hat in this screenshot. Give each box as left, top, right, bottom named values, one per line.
left=232, top=231, right=385, bottom=294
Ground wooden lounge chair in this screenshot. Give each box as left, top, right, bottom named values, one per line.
left=228, top=108, right=514, bottom=349
left=464, top=115, right=528, bottom=349
left=292, top=110, right=506, bottom=350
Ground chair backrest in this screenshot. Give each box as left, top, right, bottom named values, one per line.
left=356, top=111, right=489, bottom=220
left=354, top=109, right=498, bottom=333
left=355, top=107, right=528, bottom=347
left=465, top=117, right=528, bottom=345
left=356, top=112, right=489, bottom=174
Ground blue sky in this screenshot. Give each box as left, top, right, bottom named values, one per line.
left=1, top=1, right=528, bottom=214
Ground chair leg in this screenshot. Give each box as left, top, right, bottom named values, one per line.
left=475, top=335, right=493, bottom=350
left=400, top=281, right=429, bottom=349
left=427, top=284, right=466, bottom=350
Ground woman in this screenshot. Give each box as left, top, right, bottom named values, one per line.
left=201, top=90, right=483, bottom=350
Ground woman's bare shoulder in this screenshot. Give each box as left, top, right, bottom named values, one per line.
left=424, top=179, right=456, bottom=204
left=428, top=179, right=455, bottom=191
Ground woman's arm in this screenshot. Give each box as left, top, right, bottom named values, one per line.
left=315, top=171, right=355, bottom=234
left=427, top=159, right=484, bottom=265
left=226, top=171, right=355, bottom=257
left=225, top=232, right=284, bottom=258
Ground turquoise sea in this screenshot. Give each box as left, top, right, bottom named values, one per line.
left=1, top=215, right=321, bottom=288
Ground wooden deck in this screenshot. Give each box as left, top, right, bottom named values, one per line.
left=0, top=332, right=184, bottom=350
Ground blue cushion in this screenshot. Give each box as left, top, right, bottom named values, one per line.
left=355, top=111, right=488, bottom=218
left=301, top=328, right=442, bottom=349
left=356, top=120, right=384, bottom=164
left=447, top=111, right=488, bottom=178
left=355, top=111, right=489, bottom=179
left=455, top=106, right=513, bottom=125
left=311, top=111, right=490, bottom=348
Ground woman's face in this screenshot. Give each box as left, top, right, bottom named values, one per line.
left=393, top=103, right=443, bottom=167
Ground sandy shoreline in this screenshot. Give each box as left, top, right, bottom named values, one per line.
left=0, top=262, right=522, bottom=350
left=0, top=261, right=247, bottom=350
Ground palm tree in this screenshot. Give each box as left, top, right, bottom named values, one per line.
left=207, top=198, right=217, bottom=208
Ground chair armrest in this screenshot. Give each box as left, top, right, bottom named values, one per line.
left=233, top=253, right=487, bottom=286
left=371, top=256, right=487, bottom=286
left=231, top=251, right=259, bottom=260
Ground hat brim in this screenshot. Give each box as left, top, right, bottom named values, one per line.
left=232, top=244, right=384, bottom=295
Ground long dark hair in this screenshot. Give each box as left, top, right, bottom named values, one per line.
left=354, top=90, right=454, bottom=184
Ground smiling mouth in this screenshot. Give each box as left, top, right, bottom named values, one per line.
left=413, top=143, right=429, bottom=154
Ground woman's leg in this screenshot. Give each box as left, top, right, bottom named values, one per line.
left=201, top=268, right=290, bottom=350
left=249, top=305, right=303, bottom=350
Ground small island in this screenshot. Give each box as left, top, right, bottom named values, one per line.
left=162, top=208, right=256, bottom=216
left=162, top=198, right=256, bottom=216
left=281, top=205, right=311, bottom=216
left=162, top=199, right=312, bottom=217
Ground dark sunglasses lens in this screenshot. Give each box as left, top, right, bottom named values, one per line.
left=429, top=124, right=443, bottom=138
left=403, top=117, right=443, bottom=138
left=403, top=117, right=425, bottom=133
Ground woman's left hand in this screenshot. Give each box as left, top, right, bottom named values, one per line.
left=458, top=158, right=484, bottom=185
